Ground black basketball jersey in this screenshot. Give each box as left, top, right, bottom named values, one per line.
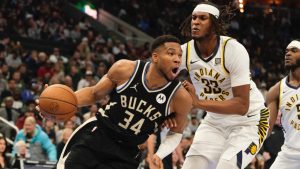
left=96, top=60, right=181, bottom=146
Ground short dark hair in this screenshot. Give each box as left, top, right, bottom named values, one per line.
left=151, top=35, right=181, bottom=53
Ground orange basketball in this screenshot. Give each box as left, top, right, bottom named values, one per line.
left=39, top=84, right=78, bottom=121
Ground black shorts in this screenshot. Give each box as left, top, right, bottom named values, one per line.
left=62, top=118, right=141, bottom=169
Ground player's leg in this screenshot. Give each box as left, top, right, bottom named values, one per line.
left=181, top=121, right=226, bottom=169
left=182, top=155, right=210, bottom=169
left=218, top=109, right=269, bottom=169
left=216, top=125, right=259, bottom=169
left=64, top=146, right=99, bottom=169
left=270, top=145, right=300, bottom=169
left=270, top=153, right=288, bottom=169
left=216, top=158, right=239, bottom=169
left=57, top=117, right=99, bottom=169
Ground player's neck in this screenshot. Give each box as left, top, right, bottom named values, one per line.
left=195, top=34, right=218, bottom=58
left=146, top=64, right=169, bottom=89
left=289, top=69, right=300, bottom=83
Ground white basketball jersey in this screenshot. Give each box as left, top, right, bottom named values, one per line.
left=181, top=36, right=265, bottom=121
left=279, top=77, right=300, bottom=149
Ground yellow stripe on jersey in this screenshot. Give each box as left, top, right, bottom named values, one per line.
left=221, top=38, right=232, bottom=75
left=186, top=42, right=191, bottom=72
left=279, top=81, right=283, bottom=110
left=258, top=108, right=270, bottom=147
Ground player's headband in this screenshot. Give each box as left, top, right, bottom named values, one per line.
left=287, top=40, right=300, bottom=49
left=193, top=4, right=220, bottom=19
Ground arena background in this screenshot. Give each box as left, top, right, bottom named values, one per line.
left=0, top=0, right=299, bottom=168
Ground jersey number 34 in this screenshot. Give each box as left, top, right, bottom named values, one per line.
left=118, top=110, right=145, bottom=135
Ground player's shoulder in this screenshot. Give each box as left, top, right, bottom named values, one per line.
left=220, top=36, right=243, bottom=48
left=112, top=59, right=137, bottom=69
left=108, top=59, right=139, bottom=82
left=221, top=36, right=248, bottom=57
left=181, top=39, right=193, bottom=48
left=111, top=59, right=140, bottom=72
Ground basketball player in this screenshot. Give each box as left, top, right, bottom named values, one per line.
left=266, top=39, right=300, bottom=169
left=43, top=35, right=192, bottom=169
left=179, top=2, right=269, bottom=169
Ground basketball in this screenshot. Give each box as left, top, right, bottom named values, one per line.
left=39, top=84, right=78, bottom=121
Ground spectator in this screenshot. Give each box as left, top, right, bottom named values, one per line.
left=0, top=133, right=12, bottom=168
left=0, top=96, right=19, bottom=138
left=14, top=116, right=57, bottom=161
left=99, top=47, right=114, bottom=65
left=56, top=128, right=73, bottom=158
left=0, top=96, right=19, bottom=124
left=94, top=60, right=109, bottom=81
left=56, top=120, right=75, bottom=143
left=42, top=119, right=56, bottom=144
left=62, top=75, right=74, bottom=90
left=83, top=104, right=98, bottom=122
left=77, top=70, right=96, bottom=90
left=67, top=65, right=81, bottom=90
left=5, top=51, right=22, bottom=70
left=13, top=140, right=29, bottom=159
left=49, top=47, right=68, bottom=64
left=12, top=140, right=30, bottom=168
left=16, top=110, right=42, bottom=130
left=1, top=79, right=18, bottom=102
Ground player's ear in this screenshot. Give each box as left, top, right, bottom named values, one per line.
left=152, top=52, right=159, bottom=63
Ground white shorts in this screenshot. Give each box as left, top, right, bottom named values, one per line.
left=270, top=145, right=300, bottom=169
left=186, top=108, right=269, bottom=169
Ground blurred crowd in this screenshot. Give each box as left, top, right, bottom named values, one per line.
left=0, top=0, right=295, bottom=168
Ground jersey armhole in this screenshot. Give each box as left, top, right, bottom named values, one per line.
left=278, top=80, right=283, bottom=110
left=186, top=42, right=191, bottom=72
left=164, top=82, right=182, bottom=116
left=221, top=38, right=233, bottom=75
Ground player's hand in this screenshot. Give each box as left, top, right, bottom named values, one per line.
left=182, top=80, right=196, bottom=95
left=35, top=84, right=49, bottom=119
left=162, top=113, right=177, bottom=128
left=152, top=154, right=164, bottom=169
left=182, top=80, right=198, bottom=105
left=263, top=152, right=271, bottom=161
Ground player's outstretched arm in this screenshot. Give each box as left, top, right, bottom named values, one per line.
left=266, top=82, right=280, bottom=136
left=152, top=86, right=192, bottom=165
left=75, top=60, right=136, bottom=107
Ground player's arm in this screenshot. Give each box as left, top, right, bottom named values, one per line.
left=183, top=81, right=249, bottom=115
left=153, top=86, right=192, bottom=164
left=266, top=82, right=280, bottom=136
left=75, top=60, right=136, bottom=107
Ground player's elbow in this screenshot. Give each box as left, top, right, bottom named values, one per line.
left=238, top=101, right=249, bottom=115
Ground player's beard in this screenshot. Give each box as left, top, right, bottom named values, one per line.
left=285, top=58, right=300, bottom=72
left=192, top=31, right=211, bottom=41
left=192, top=24, right=213, bottom=41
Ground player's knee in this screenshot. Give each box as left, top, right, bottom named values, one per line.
left=216, top=158, right=239, bottom=169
